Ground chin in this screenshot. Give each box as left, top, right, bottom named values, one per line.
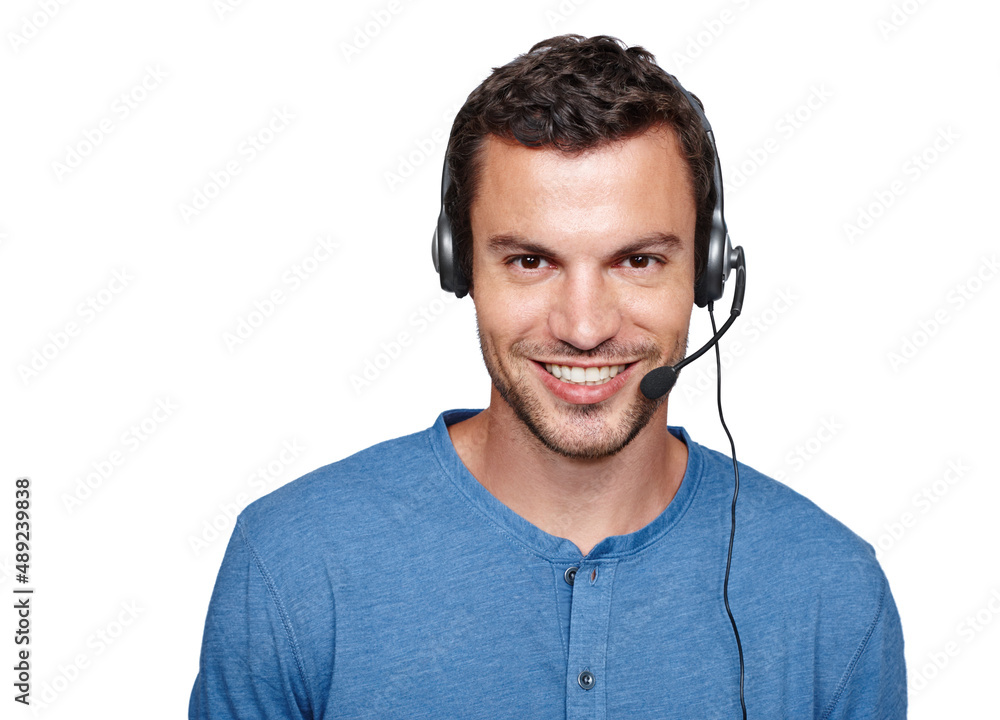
left=500, top=379, right=664, bottom=460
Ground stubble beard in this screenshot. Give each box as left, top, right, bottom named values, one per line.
left=477, top=324, right=686, bottom=460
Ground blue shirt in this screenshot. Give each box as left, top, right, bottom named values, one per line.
left=190, top=408, right=906, bottom=719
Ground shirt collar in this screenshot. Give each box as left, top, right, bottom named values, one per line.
left=427, top=408, right=705, bottom=562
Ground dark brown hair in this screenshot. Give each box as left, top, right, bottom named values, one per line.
left=445, top=34, right=717, bottom=294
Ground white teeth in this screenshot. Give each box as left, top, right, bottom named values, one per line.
left=543, top=363, right=629, bottom=386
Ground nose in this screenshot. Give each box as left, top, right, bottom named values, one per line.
left=547, top=268, right=622, bottom=352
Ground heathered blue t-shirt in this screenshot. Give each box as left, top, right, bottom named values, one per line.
left=189, top=409, right=906, bottom=719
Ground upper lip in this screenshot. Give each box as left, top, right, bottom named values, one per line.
left=536, top=360, right=635, bottom=368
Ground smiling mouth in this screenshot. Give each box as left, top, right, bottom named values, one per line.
left=542, top=362, right=632, bottom=386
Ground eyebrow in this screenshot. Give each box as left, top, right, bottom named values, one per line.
left=485, top=231, right=682, bottom=260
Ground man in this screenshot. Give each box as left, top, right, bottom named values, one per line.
left=190, top=35, right=906, bottom=718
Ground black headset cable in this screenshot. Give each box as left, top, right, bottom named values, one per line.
left=709, top=301, right=747, bottom=720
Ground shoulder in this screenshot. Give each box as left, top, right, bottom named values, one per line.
left=694, top=438, right=880, bottom=572
left=690, top=439, right=905, bottom=707
left=691, top=436, right=891, bottom=629
left=234, top=418, right=445, bottom=561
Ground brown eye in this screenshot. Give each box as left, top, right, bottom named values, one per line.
left=519, top=256, right=542, bottom=269
left=626, top=255, right=652, bottom=268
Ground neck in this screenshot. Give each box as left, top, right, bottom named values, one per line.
left=448, top=391, right=688, bottom=557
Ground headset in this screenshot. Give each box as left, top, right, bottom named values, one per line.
left=431, top=73, right=749, bottom=719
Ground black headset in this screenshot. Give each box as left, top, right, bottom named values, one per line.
left=431, top=74, right=740, bottom=309
left=430, top=73, right=749, bottom=719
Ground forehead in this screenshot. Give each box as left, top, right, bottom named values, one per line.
left=469, top=126, right=696, bottom=248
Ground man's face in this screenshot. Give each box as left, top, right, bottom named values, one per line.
left=469, top=125, right=697, bottom=459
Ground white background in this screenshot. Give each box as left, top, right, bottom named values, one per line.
left=2, top=0, right=998, bottom=717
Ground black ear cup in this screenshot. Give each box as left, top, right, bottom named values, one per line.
left=693, top=147, right=732, bottom=309
left=430, top=159, right=468, bottom=298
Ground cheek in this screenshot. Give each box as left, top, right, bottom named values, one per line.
left=620, top=281, right=694, bottom=333
left=473, top=286, right=544, bottom=343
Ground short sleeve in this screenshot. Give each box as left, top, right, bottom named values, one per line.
left=189, top=518, right=311, bottom=719
left=822, top=574, right=907, bottom=720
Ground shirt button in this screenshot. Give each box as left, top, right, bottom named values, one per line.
left=578, top=670, right=596, bottom=690
left=564, top=566, right=578, bottom=585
